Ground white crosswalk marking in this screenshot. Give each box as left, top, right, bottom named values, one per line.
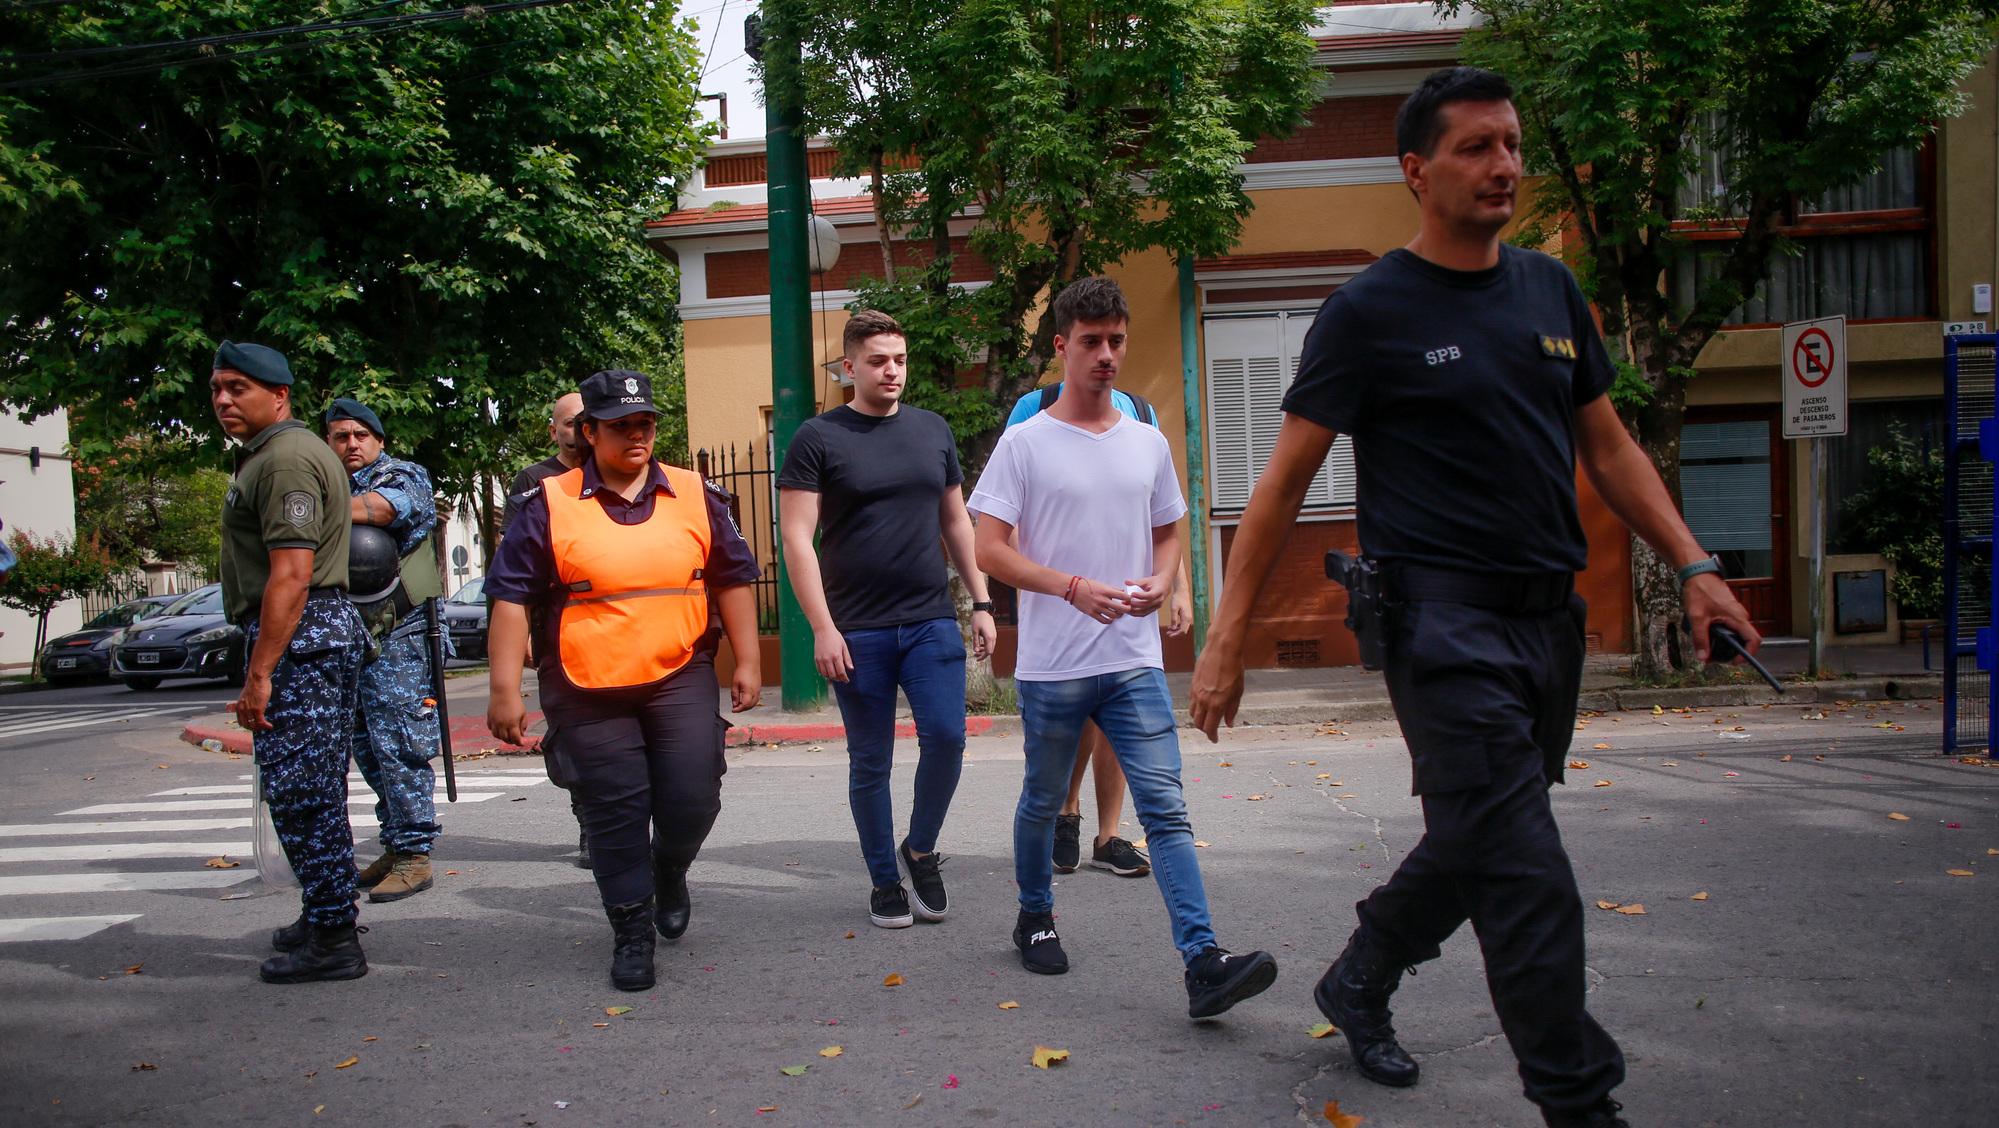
left=0, top=769, right=545, bottom=941
left=0, top=704, right=208, bottom=742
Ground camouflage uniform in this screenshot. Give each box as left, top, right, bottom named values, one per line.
left=248, top=595, right=369, bottom=927
left=347, top=452, right=443, bottom=856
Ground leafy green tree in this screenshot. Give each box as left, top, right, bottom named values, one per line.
left=0, top=0, right=708, bottom=544
left=1839, top=422, right=1961, bottom=619
left=0, top=529, right=113, bottom=676
left=777, top=0, right=1320, bottom=468
left=1450, top=0, right=1998, bottom=674
left=72, top=434, right=230, bottom=574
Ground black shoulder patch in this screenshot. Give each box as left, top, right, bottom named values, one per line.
left=704, top=479, right=730, bottom=497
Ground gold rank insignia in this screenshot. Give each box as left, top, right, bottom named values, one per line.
left=1539, top=334, right=1577, bottom=360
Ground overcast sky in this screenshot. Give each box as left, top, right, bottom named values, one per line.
left=687, top=0, right=765, bottom=141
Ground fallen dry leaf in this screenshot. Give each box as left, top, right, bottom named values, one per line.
left=203, top=857, right=239, bottom=869
left=123, top=963, right=143, bottom=975
left=883, top=972, right=905, bottom=987
left=819, top=1046, right=843, bottom=1058
left=1596, top=900, right=1621, bottom=910
left=1988, top=848, right=1998, bottom=856
left=1947, top=869, right=1976, bottom=877
left=1652, top=706, right=1664, bottom=716
left=779, top=1065, right=809, bottom=1077
left=1614, top=904, right=1647, bottom=915
left=1690, top=891, right=1710, bottom=902
left=1779, top=755, right=1793, bottom=763
left=757, top=1107, right=778, bottom=1114
left=1569, top=759, right=1591, bottom=769
left=1030, top=1046, right=1070, bottom=1069
left=844, top=931, right=856, bottom=939
left=1246, top=794, right=1266, bottom=802
left=132, top=1062, right=158, bottom=1072
left=1593, top=779, right=1613, bottom=788
left=605, top=1005, right=633, bottom=1016
left=1323, top=1099, right=1366, bottom=1127
left=591, top=1023, right=610, bottom=1029
left=314, top=1105, right=325, bottom=1116
left=1662, top=761, right=1679, bottom=767
left=997, top=1001, right=1020, bottom=1010
left=1308, top=1022, right=1338, bottom=1038
left=1316, top=773, right=1332, bottom=780
left=1194, top=840, right=1210, bottom=848
left=1592, top=743, right=1612, bottom=751
left=1217, top=761, right=1233, bottom=767
left=1888, top=812, right=1911, bottom=822
left=361, top=1036, right=377, bottom=1043
left=334, top=1056, right=358, bottom=1070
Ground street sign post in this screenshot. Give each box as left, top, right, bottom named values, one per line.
left=1782, top=316, right=1848, bottom=678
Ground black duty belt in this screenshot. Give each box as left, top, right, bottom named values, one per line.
left=306, top=586, right=346, bottom=600
left=1385, top=564, right=1573, bottom=615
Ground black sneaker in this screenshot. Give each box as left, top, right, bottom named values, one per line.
left=1543, top=1099, right=1630, bottom=1128
left=869, top=883, right=914, bottom=929
left=1090, top=835, right=1150, bottom=877
left=1185, top=946, right=1278, bottom=1019
left=901, top=842, right=948, bottom=922
left=1013, top=910, right=1069, bottom=975
left=1053, top=814, right=1082, bottom=873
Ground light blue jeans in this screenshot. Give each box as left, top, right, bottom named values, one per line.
left=1015, top=667, right=1216, bottom=964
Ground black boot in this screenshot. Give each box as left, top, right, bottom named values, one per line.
left=1314, top=928, right=1419, bottom=1087
left=655, top=858, right=691, bottom=941
left=259, top=923, right=368, bottom=984
left=270, top=913, right=308, bottom=953
left=606, top=898, right=657, bottom=992
left=1543, top=1098, right=1630, bottom=1128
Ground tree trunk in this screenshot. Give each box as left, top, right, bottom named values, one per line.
left=1626, top=372, right=1696, bottom=680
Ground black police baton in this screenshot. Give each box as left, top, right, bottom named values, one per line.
left=1685, top=615, right=1783, bottom=694
left=424, top=596, right=458, bottom=802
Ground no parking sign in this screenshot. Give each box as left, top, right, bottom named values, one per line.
left=1782, top=315, right=1847, bottom=437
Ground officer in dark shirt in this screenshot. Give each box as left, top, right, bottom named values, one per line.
left=210, top=340, right=371, bottom=984
left=1190, top=69, right=1759, bottom=1128
left=485, top=370, right=763, bottom=992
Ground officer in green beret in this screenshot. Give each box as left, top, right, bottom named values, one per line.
left=210, top=340, right=372, bottom=983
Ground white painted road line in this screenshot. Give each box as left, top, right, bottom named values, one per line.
left=0, top=872, right=255, bottom=896
left=0, top=915, right=142, bottom=942
left=153, top=776, right=546, bottom=798
left=0, top=841, right=253, bottom=864
left=0, top=707, right=204, bottom=741
left=61, top=794, right=500, bottom=816
left=0, top=815, right=379, bottom=838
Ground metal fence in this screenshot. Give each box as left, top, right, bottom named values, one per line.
left=689, top=443, right=781, bottom=634
left=78, top=564, right=213, bottom=620
left=1944, top=336, right=1995, bottom=756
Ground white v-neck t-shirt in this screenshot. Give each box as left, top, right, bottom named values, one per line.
left=968, top=411, right=1187, bottom=680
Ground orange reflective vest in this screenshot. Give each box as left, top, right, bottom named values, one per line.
left=543, top=463, right=711, bottom=691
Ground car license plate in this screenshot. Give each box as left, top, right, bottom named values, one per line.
left=135, top=652, right=160, bottom=665
left=54, top=657, right=76, bottom=669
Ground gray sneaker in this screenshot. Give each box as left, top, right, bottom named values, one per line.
left=1089, top=835, right=1150, bottom=877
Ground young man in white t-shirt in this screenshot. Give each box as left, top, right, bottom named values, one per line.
left=969, top=277, right=1277, bottom=1019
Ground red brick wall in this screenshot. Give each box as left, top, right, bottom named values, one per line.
left=1220, top=519, right=1361, bottom=669
left=1246, top=95, right=1401, bottom=164
left=706, top=236, right=996, bottom=299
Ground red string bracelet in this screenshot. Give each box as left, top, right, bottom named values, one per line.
left=1063, top=575, right=1081, bottom=604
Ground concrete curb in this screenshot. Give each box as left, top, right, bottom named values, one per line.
left=180, top=676, right=1941, bottom=754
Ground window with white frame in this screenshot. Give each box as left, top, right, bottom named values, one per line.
left=1205, top=312, right=1355, bottom=514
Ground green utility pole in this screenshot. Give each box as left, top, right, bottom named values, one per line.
left=751, top=7, right=826, bottom=711
left=1178, top=254, right=1211, bottom=656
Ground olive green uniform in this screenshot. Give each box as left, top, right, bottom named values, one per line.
left=221, top=417, right=367, bottom=929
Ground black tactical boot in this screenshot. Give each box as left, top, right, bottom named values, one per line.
left=1314, top=928, right=1419, bottom=1087
left=270, top=913, right=308, bottom=953
left=1543, top=1098, right=1630, bottom=1128
left=655, top=857, right=691, bottom=941
left=259, top=923, right=368, bottom=983
left=606, top=898, right=657, bottom=992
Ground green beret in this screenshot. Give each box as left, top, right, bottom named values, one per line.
left=323, top=397, right=385, bottom=440
left=213, top=340, right=293, bottom=387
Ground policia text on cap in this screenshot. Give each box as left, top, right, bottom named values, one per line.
left=483, top=368, right=764, bottom=994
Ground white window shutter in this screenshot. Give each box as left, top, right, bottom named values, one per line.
left=1205, top=313, right=1358, bottom=512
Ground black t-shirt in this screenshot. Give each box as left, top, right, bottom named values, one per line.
left=1283, top=245, right=1615, bottom=574
left=777, top=404, right=963, bottom=630
left=501, top=454, right=571, bottom=537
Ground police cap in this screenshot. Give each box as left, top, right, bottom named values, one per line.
left=579, top=369, right=657, bottom=421
left=212, top=341, right=293, bottom=387
left=324, top=397, right=385, bottom=440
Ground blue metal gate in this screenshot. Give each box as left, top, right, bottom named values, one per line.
left=1943, top=333, right=1996, bottom=757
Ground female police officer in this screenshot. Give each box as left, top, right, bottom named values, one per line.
left=485, top=369, right=762, bottom=992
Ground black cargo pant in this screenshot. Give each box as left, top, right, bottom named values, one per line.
left=541, top=651, right=730, bottom=907
left=1361, top=585, right=1625, bottom=1115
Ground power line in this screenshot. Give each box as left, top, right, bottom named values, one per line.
left=697, top=0, right=732, bottom=82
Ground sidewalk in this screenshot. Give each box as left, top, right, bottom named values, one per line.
left=178, top=639, right=1942, bottom=755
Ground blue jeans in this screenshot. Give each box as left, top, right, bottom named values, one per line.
left=1015, top=668, right=1216, bottom=963
left=830, top=617, right=967, bottom=888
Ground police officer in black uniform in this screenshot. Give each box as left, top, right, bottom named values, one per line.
left=1190, top=69, right=1760, bottom=1128
left=210, top=341, right=372, bottom=983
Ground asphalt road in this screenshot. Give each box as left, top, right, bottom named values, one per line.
left=0, top=697, right=1991, bottom=1127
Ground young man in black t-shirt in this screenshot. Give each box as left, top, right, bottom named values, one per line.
left=778, top=311, right=997, bottom=930
left=1191, top=69, right=1759, bottom=1128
